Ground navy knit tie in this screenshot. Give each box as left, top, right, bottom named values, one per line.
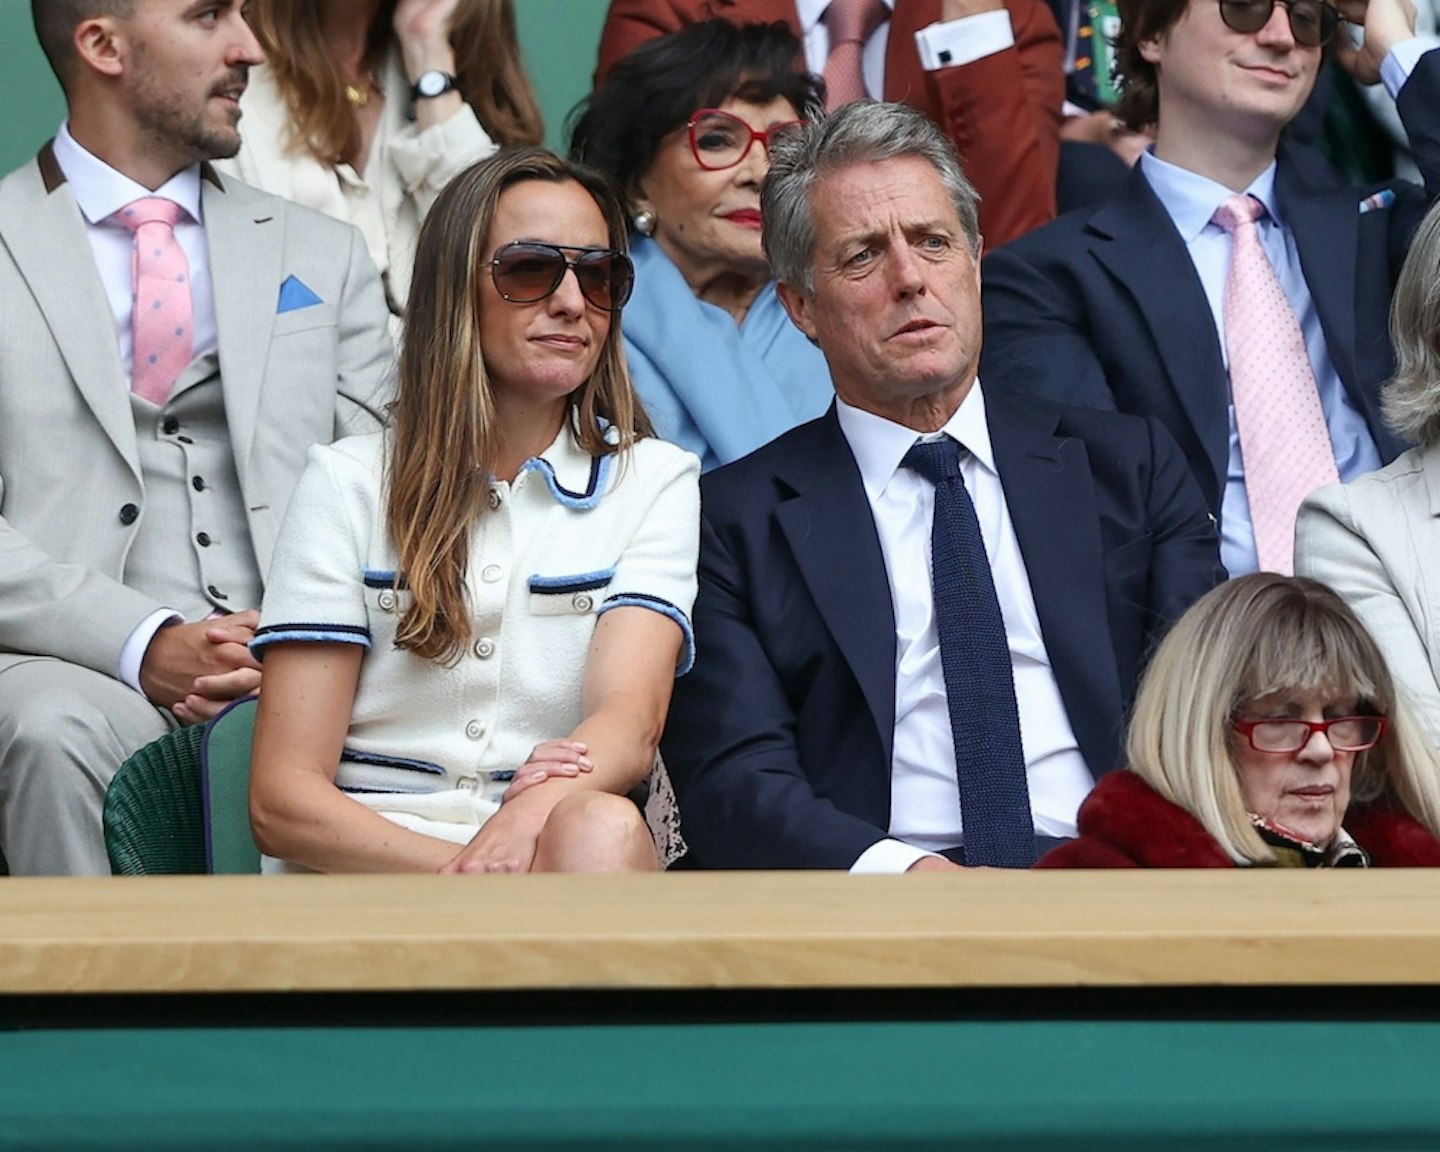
left=903, top=439, right=1035, bottom=868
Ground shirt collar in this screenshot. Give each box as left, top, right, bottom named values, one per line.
left=794, top=0, right=896, bottom=34
left=835, top=381, right=995, bottom=503
left=516, top=418, right=616, bottom=512
left=53, top=120, right=203, bottom=228
left=1139, top=151, right=1281, bottom=242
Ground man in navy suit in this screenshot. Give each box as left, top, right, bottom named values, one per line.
left=980, top=0, right=1437, bottom=578
left=660, top=101, right=1222, bottom=871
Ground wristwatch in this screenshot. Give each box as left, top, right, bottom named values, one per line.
left=410, top=70, right=458, bottom=101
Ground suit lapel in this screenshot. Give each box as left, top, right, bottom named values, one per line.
left=0, top=147, right=139, bottom=477
left=205, top=171, right=282, bottom=483
left=1088, top=170, right=1230, bottom=493
left=1278, top=149, right=1360, bottom=408
left=987, top=396, right=1123, bottom=771
left=774, top=411, right=898, bottom=764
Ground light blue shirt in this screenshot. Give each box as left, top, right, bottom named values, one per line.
left=1138, top=153, right=1381, bottom=577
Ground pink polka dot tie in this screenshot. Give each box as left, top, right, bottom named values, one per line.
left=823, top=0, right=889, bottom=110
left=1213, top=193, right=1337, bottom=575
left=116, top=197, right=193, bottom=407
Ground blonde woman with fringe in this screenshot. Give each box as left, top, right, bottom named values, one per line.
left=248, top=148, right=699, bottom=874
left=1038, top=575, right=1440, bottom=868
left=220, top=0, right=542, bottom=319
left=1298, top=199, right=1440, bottom=746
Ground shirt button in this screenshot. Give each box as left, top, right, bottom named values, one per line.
left=572, top=593, right=594, bottom=612
left=464, top=719, right=486, bottom=741
left=457, top=775, right=479, bottom=793
left=161, top=416, right=180, bottom=435
left=481, top=564, right=503, bottom=583
left=118, top=503, right=140, bottom=526
left=487, top=490, right=502, bottom=510
left=473, top=637, right=495, bottom=659
left=377, top=589, right=397, bottom=611
left=196, top=532, right=211, bottom=547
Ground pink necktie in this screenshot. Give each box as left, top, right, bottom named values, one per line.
left=1213, top=193, right=1338, bottom=575
left=116, top=197, right=193, bottom=407
left=823, top=0, right=888, bottom=110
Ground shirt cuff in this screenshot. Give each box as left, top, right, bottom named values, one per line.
left=914, top=9, right=1015, bottom=70
left=119, top=608, right=184, bottom=693
left=850, top=837, right=945, bottom=874
left=1382, top=37, right=1440, bottom=98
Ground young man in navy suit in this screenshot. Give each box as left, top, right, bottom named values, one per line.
left=981, top=0, right=1437, bottom=578
left=660, top=101, right=1222, bottom=871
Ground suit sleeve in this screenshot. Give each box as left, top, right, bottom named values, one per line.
left=330, top=224, right=396, bottom=438
left=594, top=0, right=690, bottom=84
left=0, top=481, right=169, bottom=679
left=1139, top=415, right=1225, bottom=643
left=980, top=239, right=1119, bottom=412
left=1295, top=483, right=1440, bottom=745
left=661, top=510, right=893, bottom=869
left=923, top=0, right=1062, bottom=247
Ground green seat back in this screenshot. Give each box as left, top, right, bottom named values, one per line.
left=200, top=696, right=261, bottom=874
left=103, top=722, right=208, bottom=874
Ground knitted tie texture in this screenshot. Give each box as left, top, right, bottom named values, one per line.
left=903, top=439, right=1035, bottom=868
left=823, top=0, right=888, bottom=110
left=1212, top=193, right=1337, bottom=575
left=117, top=197, right=193, bottom=406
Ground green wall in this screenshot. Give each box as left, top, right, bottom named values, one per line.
left=0, top=1, right=610, bottom=175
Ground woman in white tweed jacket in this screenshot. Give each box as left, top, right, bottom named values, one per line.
left=248, top=149, right=699, bottom=873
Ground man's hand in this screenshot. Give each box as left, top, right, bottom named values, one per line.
left=1060, top=111, right=1152, bottom=167
left=140, top=610, right=262, bottom=723
left=907, top=855, right=966, bottom=872
left=1334, top=0, right=1418, bottom=86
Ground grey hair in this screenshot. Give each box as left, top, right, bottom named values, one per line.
left=1383, top=198, right=1440, bottom=446
left=760, top=99, right=981, bottom=294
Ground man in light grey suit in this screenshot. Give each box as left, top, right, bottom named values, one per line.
left=0, top=0, right=394, bottom=873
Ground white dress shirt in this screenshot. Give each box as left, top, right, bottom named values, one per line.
left=794, top=0, right=1016, bottom=98
left=837, top=386, right=1094, bottom=874
left=51, top=124, right=217, bottom=691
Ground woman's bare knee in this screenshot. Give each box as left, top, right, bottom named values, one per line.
left=532, top=792, right=658, bottom=873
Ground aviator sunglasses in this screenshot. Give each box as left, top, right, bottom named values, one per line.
left=489, top=242, right=635, bottom=312
left=1217, top=0, right=1341, bottom=47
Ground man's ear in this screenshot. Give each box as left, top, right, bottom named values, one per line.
left=74, top=17, right=126, bottom=80
left=776, top=280, right=818, bottom=342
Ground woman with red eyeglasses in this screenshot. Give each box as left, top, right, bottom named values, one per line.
left=1037, top=574, right=1440, bottom=868
left=247, top=148, right=699, bottom=874
left=570, top=20, right=832, bottom=473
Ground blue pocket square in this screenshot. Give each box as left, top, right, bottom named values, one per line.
left=277, top=275, right=323, bottom=313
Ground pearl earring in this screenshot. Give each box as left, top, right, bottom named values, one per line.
left=632, top=208, right=657, bottom=236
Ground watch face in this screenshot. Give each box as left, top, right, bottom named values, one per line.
left=416, top=71, right=451, bottom=98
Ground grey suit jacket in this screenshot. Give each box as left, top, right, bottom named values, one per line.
left=0, top=144, right=394, bottom=679
left=1296, top=442, right=1440, bottom=744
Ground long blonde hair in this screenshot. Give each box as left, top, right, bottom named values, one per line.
left=248, top=0, right=543, bottom=167
left=386, top=148, right=649, bottom=664
left=1125, top=574, right=1440, bottom=863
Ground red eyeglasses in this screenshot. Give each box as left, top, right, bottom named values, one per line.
left=687, top=108, right=804, bottom=171
left=1230, top=715, right=1387, bottom=753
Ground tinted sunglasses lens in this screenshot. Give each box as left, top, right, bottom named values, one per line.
left=492, top=244, right=564, bottom=302
left=574, top=251, right=633, bottom=311
left=1290, top=1, right=1336, bottom=45
left=1220, top=0, right=1274, bottom=32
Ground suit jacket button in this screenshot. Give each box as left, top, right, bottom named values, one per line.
left=161, top=416, right=180, bottom=435
left=118, top=503, right=139, bottom=526
left=196, top=532, right=212, bottom=547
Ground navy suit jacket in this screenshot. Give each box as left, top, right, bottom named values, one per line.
left=661, top=393, right=1223, bottom=869
left=978, top=50, right=1440, bottom=517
